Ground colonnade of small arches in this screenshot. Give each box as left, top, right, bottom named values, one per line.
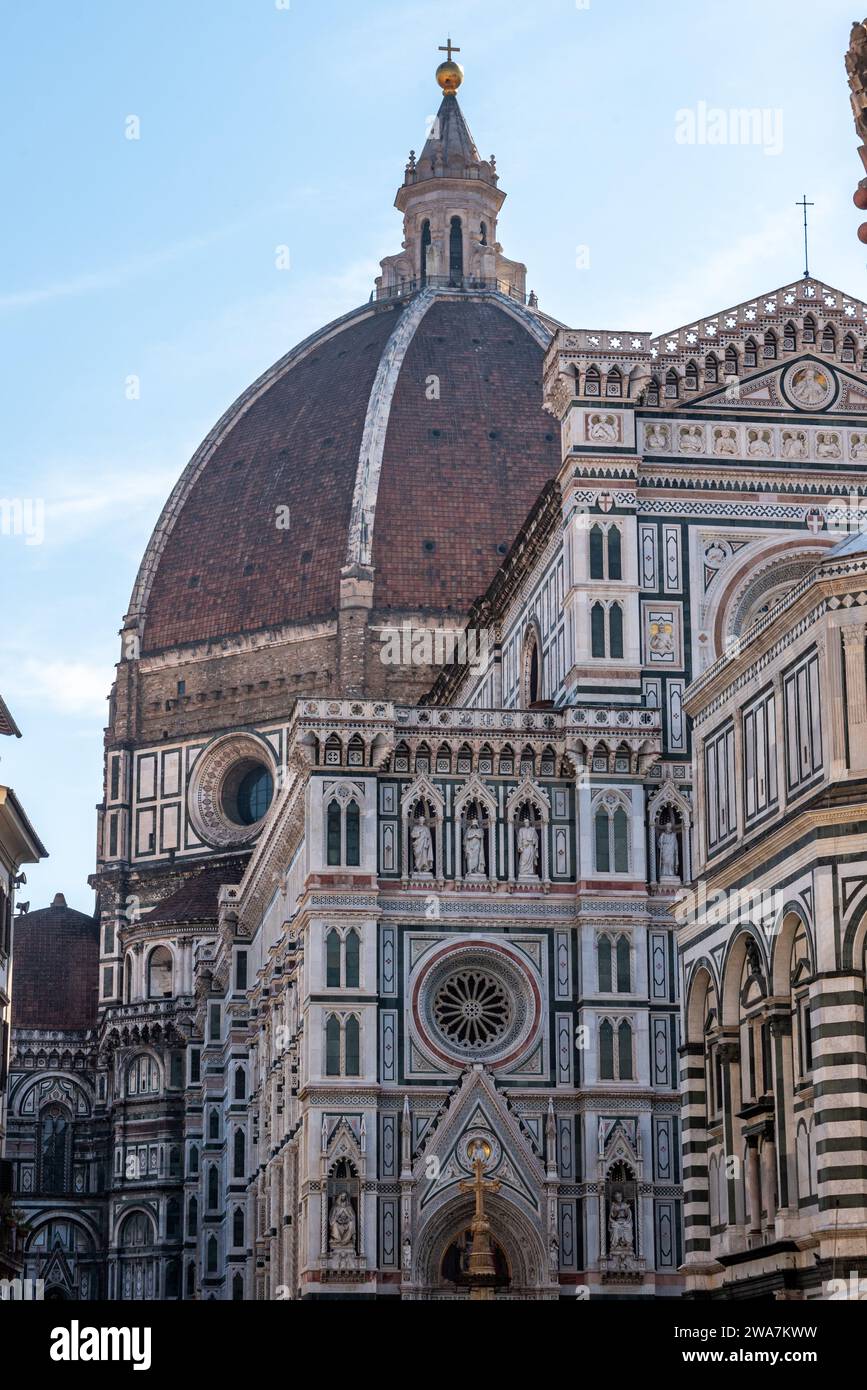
left=563, top=317, right=866, bottom=402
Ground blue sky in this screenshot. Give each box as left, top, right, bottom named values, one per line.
left=1, top=0, right=864, bottom=912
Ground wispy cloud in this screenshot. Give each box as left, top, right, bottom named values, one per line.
left=0, top=205, right=289, bottom=313
left=2, top=655, right=112, bottom=718
left=22, top=461, right=181, bottom=549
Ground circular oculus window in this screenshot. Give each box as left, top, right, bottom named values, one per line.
left=187, top=734, right=276, bottom=848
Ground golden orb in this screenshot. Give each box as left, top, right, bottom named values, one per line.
left=436, top=59, right=464, bottom=95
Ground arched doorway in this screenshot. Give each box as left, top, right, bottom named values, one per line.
left=410, top=1194, right=555, bottom=1300
left=440, top=1227, right=511, bottom=1291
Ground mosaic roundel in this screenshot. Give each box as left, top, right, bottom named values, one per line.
left=411, top=941, right=542, bottom=1069
left=782, top=362, right=836, bottom=412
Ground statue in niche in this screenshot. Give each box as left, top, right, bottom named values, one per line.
left=608, top=1190, right=634, bottom=1254
left=328, top=1192, right=356, bottom=1252
left=714, top=427, right=738, bottom=456
left=410, top=814, right=434, bottom=874
left=658, top=818, right=680, bottom=881
left=516, top=816, right=539, bottom=878
left=464, top=817, right=486, bottom=876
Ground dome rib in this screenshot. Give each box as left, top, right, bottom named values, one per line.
left=346, top=287, right=553, bottom=574
left=128, top=300, right=393, bottom=651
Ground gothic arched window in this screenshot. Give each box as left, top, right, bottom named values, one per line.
left=843, top=332, right=857, bottom=363
left=166, top=1198, right=181, bottom=1239
left=232, top=1272, right=244, bottom=1301
left=607, top=527, right=622, bottom=580
left=599, top=1019, right=615, bottom=1079
left=763, top=329, right=777, bottom=360
left=821, top=323, right=835, bottom=353
left=147, top=945, right=173, bottom=997
left=449, top=216, right=463, bottom=283
left=594, top=802, right=630, bottom=874
left=326, top=929, right=341, bottom=987
left=591, top=603, right=606, bottom=658
left=665, top=369, right=679, bottom=399
left=345, top=929, right=360, bottom=988
left=618, top=1020, right=634, bottom=1079
left=207, top=1234, right=218, bottom=1274
left=725, top=344, right=739, bottom=376
left=39, top=1104, right=71, bottom=1193
left=616, top=936, right=631, bottom=992
left=597, top=936, right=613, bottom=992
left=233, top=1207, right=245, bottom=1248
left=325, top=1014, right=360, bottom=1077
left=326, top=800, right=341, bottom=865
left=208, top=1165, right=219, bottom=1210
left=705, top=352, right=719, bottom=383
left=744, top=336, right=757, bottom=368
left=609, top=603, right=624, bottom=659
left=420, top=219, right=431, bottom=285
left=783, top=321, right=797, bottom=351
left=325, top=1015, right=341, bottom=1076
left=234, top=1066, right=246, bottom=1101
left=585, top=365, right=601, bottom=397
left=685, top=360, right=699, bottom=390
left=345, top=801, right=361, bottom=866
left=802, top=313, right=816, bottom=344
left=590, top=524, right=604, bottom=579
left=187, top=1196, right=198, bottom=1237
left=345, top=1016, right=361, bottom=1077
left=233, top=1128, right=245, bottom=1179
left=208, top=1108, right=219, bottom=1140
left=606, top=366, right=623, bottom=398
left=127, top=1054, right=160, bottom=1097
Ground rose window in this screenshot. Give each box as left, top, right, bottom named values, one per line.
left=412, top=944, right=541, bottom=1068
left=432, top=970, right=512, bottom=1050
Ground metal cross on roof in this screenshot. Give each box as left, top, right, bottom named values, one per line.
left=439, top=37, right=460, bottom=62
left=796, top=194, right=815, bottom=279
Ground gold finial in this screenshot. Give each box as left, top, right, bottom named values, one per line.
left=436, top=37, right=463, bottom=95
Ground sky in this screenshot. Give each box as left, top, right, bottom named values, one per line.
left=1, top=0, right=865, bottom=912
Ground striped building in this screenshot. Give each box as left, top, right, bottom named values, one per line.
left=677, top=532, right=867, bottom=1298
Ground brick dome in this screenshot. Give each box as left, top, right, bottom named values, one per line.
left=129, top=289, right=560, bottom=656
left=11, top=895, right=99, bottom=1030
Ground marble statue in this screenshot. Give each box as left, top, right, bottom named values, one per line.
left=328, top=1192, right=356, bottom=1251
left=464, top=817, right=485, bottom=876
left=658, top=821, right=679, bottom=880
left=516, top=820, right=539, bottom=878
left=411, top=818, right=434, bottom=874
left=608, top=1191, right=634, bottom=1254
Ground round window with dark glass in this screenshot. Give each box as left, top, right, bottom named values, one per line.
left=221, top=760, right=274, bottom=827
